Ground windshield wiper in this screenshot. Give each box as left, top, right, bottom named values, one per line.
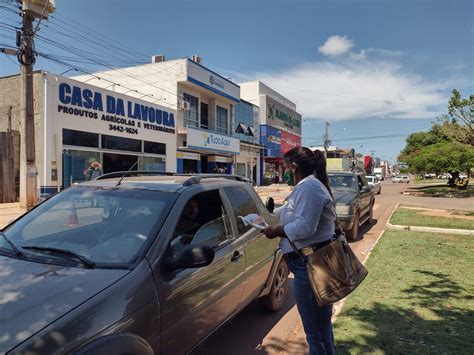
left=0, top=232, right=23, bottom=257
left=21, top=245, right=96, bottom=268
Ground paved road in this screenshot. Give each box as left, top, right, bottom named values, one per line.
left=1, top=182, right=472, bottom=354
left=191, top=181, right=474, bottom=354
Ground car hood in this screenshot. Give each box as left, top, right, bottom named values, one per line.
left=333, top=190, right=357, bottom=205
left=0, top=255, right=129, bottom=353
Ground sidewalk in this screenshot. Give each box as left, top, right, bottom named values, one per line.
left=0, top=203, right=26, bottom=229
left=256, top=184, right=293, bottom=205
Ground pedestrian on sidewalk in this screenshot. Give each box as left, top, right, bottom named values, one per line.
left=263, top=146, right=336, bottom=355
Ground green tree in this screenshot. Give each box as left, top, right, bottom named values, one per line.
left=404, top=142, right=474, bottom=177
left=439, top=89, right=474, bottom=145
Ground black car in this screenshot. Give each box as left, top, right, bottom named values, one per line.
left=0, top=173, right=288, bottom=354
left=328, top=171, right=375, bottom=240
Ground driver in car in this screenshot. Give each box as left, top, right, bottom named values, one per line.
left=174, top=198, right=201, bottom=245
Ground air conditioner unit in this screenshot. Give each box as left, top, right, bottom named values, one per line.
left=178, top=100, right=190, bottom=111
left=192, top=54, right=202, bottom=64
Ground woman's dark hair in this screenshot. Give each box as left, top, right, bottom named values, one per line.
left=283, top=146, right=333, bottom=198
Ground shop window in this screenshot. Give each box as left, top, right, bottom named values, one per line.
left=62, top=150, right=101, bottom=188
left=201, top=102, right=209, bottom=129
left=63, top=129, right=99, bottom=148
left=183, top=92, right=199, bottom=128
left=216, top=106, right=228, bottom=135
left=102, top=134, right=141, bottom=152
left=139, top=156, right=166, bottom=172
left=144, top=141, right=166, bottom=155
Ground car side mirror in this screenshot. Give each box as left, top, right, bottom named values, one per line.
left=361, top=186, right=371, bottom=193
left=164, top=244, right=215, bottom=272
left=265, top=197, right=275, bottom=213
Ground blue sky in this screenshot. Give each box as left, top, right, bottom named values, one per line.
left=1, top=0, right=472, bottom=163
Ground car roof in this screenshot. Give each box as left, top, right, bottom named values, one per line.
left=79, top=173, right=248, bottom=193
left=327, top=171, right=360, bottom=175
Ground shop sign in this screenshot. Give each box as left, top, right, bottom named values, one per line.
left=56, top=79, right=176, bottom=136
left=281, top=130, right=301, bottom=154
left=177, top=151, right=201, bottom=161
left=260, top=125, right=282, bottom=158
left=265, top=96, right=302, bottom=134
left=186, top=59, right=240, bottom=102
left=187, top=127, right=240, bottom=155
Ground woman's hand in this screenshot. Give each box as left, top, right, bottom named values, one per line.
left=263, top=225, right=286, bottom=239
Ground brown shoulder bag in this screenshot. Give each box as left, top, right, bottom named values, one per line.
left=289, top=235, right=368, bottom=307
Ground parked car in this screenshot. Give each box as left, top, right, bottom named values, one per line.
left=0, top=173, right=288, bottom=354
left=328, top=171, right=376, bottom=240
left=392, top=175, right=410, bottom=183
left=366, top=175, right=382, bottom=195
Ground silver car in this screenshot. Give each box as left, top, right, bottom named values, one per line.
left=366, top=175, right=382, bottom=194
left=0, top=173, right=288, bottom=354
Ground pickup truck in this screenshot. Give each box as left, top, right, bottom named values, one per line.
left=328, top=171, right=376, bottom=240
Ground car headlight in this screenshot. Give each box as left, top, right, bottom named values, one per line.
left=336, top=205, right=353, bottom=215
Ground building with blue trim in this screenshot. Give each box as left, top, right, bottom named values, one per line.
left=73, top=55, right=242, bottom=175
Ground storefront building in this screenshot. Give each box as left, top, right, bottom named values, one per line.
left=73, top=56, right=241, bottom=175
left=0, top=72, right=177, bottom=199
left=232, top=99, right=263, bottom=183
left=240, top=81, right=302, bottom=184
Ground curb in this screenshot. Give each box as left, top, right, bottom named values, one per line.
left=331, top=203, right=400, bottom=320
left=386, top=223, right=474, bottom=235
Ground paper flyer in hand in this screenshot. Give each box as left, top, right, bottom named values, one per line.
left=239, top=214, right=268, bottom=230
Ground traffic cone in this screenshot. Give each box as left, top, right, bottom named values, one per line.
left=67, top=200, right=79, bottom=227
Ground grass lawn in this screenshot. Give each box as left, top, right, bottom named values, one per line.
left=334, top=230, right=474, bottom=354
left=414, top=185, right=474, bottom=198
left=413, top=178, right=447, bottom=185
left=390, top=207, right=474, bottom=230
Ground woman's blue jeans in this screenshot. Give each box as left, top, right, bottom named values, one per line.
left=287, top=256, right=335, bottom=355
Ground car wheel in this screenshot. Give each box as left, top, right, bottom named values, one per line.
left=260, top=258, right=289, bottom=312
left=346, top=211, right=360, bottom=241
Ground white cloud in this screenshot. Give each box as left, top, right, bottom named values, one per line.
left=246, top=50, right=448, bottom=121
left=318, top=35, right=353, bottom=57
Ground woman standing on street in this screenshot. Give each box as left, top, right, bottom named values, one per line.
left=264, top=146, right=336, bottom=355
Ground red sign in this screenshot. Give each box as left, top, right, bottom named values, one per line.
left=281, top=130, right=301, bottom=154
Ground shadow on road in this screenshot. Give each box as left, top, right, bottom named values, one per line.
left=192, top=279, right=297, bottom=354
left=347, top=218, right=379, bottom=243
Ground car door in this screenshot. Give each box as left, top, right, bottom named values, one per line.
left=157, top=188, right=246, bottom=354
left=357, top=175, right=372, bottom=215
left=222, top=185, right=278, bottom=305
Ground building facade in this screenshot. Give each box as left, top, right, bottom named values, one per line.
left=0, top=72, right=177, bottom=199
left=232, top=99, right=263, bottom=183
left=240, top=81, right=302, bottom=185
left=73, top=57, right=241, bottom=175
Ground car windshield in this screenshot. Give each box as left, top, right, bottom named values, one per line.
left=1, top=186, right=176, bottom=267
left=328, top=174, right=357, bottom=192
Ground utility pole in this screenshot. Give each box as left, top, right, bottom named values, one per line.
left=18, top=10, right=36, bottom=208
left=323, top=121, right=331, bottom=158
left=16, top=0, right=55, bottom=208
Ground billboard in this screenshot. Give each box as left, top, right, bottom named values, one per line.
left=260, top=125, right=282, bottom=157
left=281, top=130, right=301, bottom=154
left=261, top=96, right=302, bottom=136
